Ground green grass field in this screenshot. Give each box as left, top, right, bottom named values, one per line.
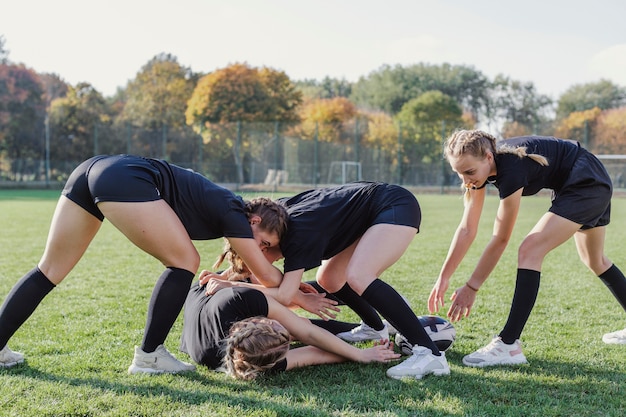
left=1, top=189, right=625, bottom=417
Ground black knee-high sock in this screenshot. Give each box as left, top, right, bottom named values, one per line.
left=598, top=264, right=626, bottom=312
left=332, top=283, right=384, bottom=331
left=310, top=319, right=360, bottom=334
left=306, top=281, right=343, bottom=304
left=141, top=267, right=194, bottom=353
left=0, top=267, right=56, bottom=348
left=361, top=279, right=440, bottom=355
left=499, top=269, right=541, bottom=344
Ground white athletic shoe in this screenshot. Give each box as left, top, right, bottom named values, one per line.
left=383, top=320, right=398, bottom=336
left=128, top=344, right=196, bottom=374
left=394, top=333, right=413, bottom=356
left=602, top=328, right=626, bottom=344
left=337, top=321, right=390, bottom=342
left=462, top=337, right=528, bottom=367
left=0, top=345, right=24, bottom=368
left=386, top=346, right=449, bottom=380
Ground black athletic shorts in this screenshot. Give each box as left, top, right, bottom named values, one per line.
left=370, top=184, right=421, bottom=232
left=549, top=149, right=612, bottom=229
left=62, top=155, right=162, bottom=221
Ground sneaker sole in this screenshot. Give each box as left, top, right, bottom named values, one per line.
left=0, top=359, right=24, bottom=368
left=128, top=364, right=195, bottom=374
left=462, top=357, right=528, bottom=367
left=602, top=336, right=626, bottom=344
left=387, top=368, right=451, bottom=380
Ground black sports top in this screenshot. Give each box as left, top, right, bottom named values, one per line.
left=180, top=283, right=287, bottom=372
left=278, top=182, right=397, bottom=272
left=146, top=158, right=254, bottom=240
left=491, top=136, right=580, bottom=199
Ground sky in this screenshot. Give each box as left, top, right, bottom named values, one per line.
left=2, top=0, right=626, bottom=99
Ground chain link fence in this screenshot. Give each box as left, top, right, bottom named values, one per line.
left=1, top=120, right=625, bottom=193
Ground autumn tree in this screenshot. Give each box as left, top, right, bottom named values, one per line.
left=48, top=82, right=114, bottom=167
left=295, top=96, right=357, bottom=142
left=186, top=63, right=301, bottom=125
left=361, top=110, right=398, bottom=153
left=553, top=107, right=601, bottom=148
left=593, top=107, right=626, bottom=154
left=556, top=80, right=626, bottom=119
left=0, top=62, right=45, bottom=179
left=186, top=63, right=302, bottom=183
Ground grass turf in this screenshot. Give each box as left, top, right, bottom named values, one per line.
left=0, top=190, right=625, bottom=416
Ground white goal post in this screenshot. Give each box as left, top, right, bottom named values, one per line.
left=327, top=161, right=362, bottom=184
left=597, top=154, right=626, bottom=188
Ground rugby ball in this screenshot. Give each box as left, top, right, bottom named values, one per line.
left=395, top=315, right=456, bottom=354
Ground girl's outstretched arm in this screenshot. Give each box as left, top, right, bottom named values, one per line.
left=266, top=295, right=399, bottom=369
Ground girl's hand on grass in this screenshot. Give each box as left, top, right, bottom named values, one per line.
left=447, top=285, right=476, bottom=322
left=362, top=339, right=400, bottom=363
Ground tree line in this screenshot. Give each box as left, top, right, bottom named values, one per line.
left=1, top=34, right=626, bottom=184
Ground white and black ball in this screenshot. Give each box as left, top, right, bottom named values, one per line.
left=395, top=315, right=456, bottom=355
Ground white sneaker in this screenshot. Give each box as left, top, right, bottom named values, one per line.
left=337, top=321, right=389, bottom=342
left=603, top=328, right=626, bottom=344
left=462, top=337, right=528, bottom=367
left=394, top=333, right=413, bottom=356
left=128, top=345, right=196, bottom=374
left=386, top=346, right=449, bottom=380
left=383, top=320, right=398, bottom=336
left=0, top=345, right=24, bottom=368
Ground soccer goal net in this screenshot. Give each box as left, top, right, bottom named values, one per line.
left=327, top=161, right=362, bottom=184
left=597, top=155, right=626, bottom=189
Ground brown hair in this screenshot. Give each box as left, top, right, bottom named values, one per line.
left=222, top=316, right=291, bottom=380
left=245, top=197, right=289, bottom=241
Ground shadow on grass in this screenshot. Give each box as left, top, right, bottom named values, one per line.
left=2, top=352, right=624, bottom=416
left=1, top=362, right=338, bottom=417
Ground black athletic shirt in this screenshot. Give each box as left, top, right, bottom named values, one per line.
left=146, top=158, right=253, bottom=240
left=491, top=136, right=580, bottom=198
left=278, top=182, right=418, bottom=272
left=180, top=283, right=287, bottom=372
left=64, top=155, right=254, bottom=241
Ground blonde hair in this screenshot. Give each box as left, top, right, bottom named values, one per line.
left=213, top=240, right=251, bottom=281
left=444, top=130, right=549, bottom=201
left=223, top=316, right=290, bottom=380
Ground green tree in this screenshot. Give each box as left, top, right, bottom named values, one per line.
left=396, top=90, right=463, bottom=169
left=121, top=53, right=198, bottom=159
left=0, top=35, right=8, bottom=64
left=48, top=82, right=114, bottom=167
left=294, top=76, right=352, bottom=100
left=488, top=75, right=553, bottom=137
left=556, top=79, right=626, bottom=119
left=350, top=63, right=490, bottom=120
